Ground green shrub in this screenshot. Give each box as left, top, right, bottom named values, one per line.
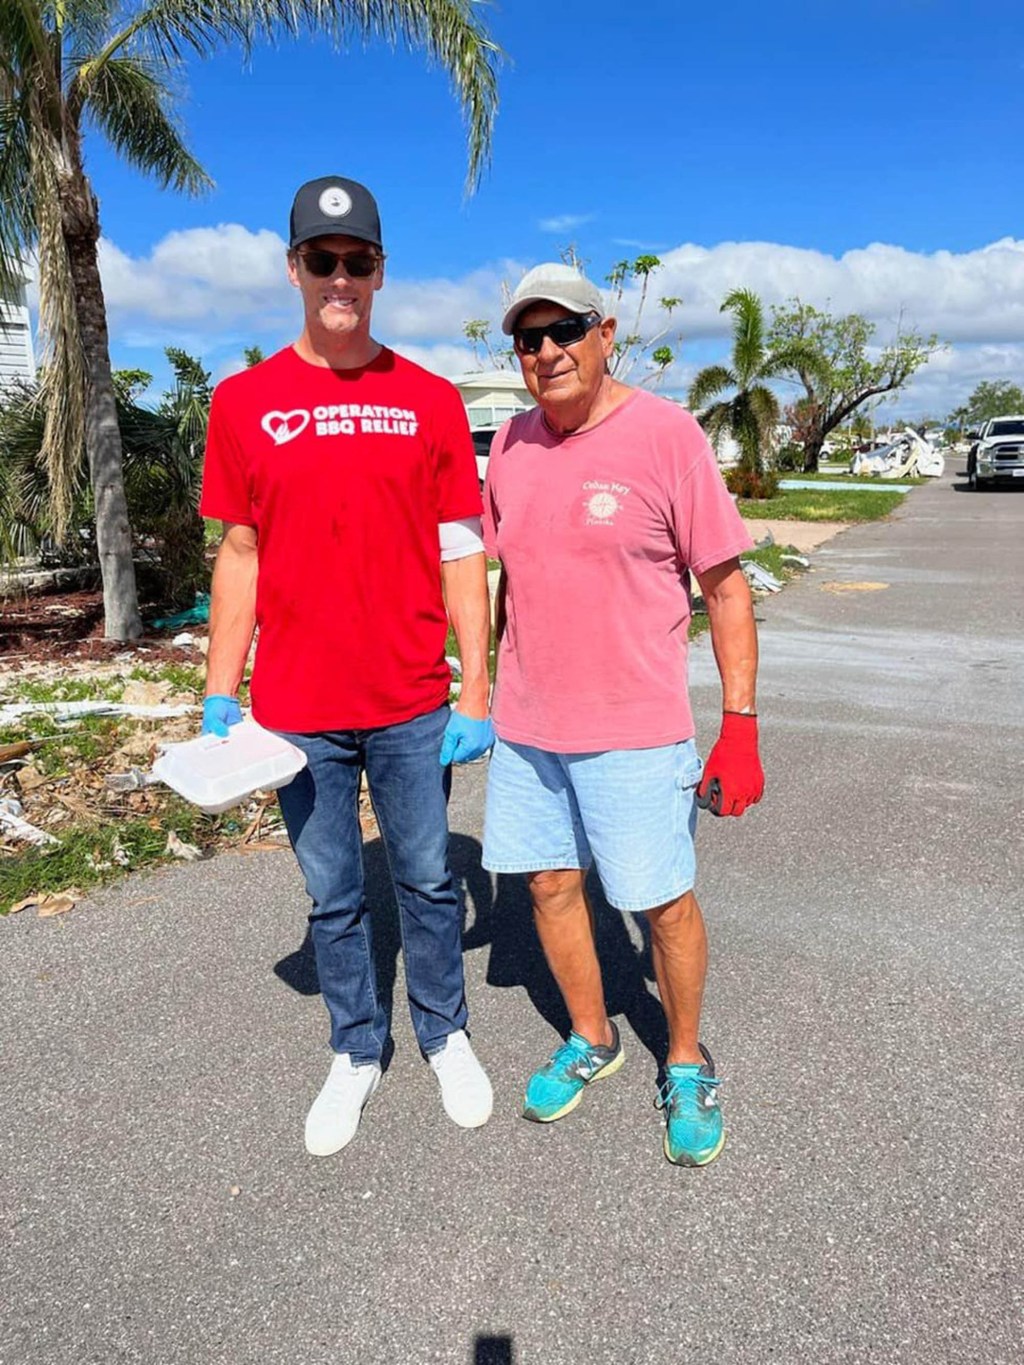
left=773, top=443, right=804, bottom=472
left=725, top=466, right=779, bottom=499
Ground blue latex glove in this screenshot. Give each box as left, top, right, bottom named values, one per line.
left=439, top=710, right=494, bottom=765
left=202, top=694, right=243, bottom=738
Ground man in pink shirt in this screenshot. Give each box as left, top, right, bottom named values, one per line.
left=482, top=263, right=764, bottom=1166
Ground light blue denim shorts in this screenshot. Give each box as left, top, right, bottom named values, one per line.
left=482, top=736, right=703, bottom=912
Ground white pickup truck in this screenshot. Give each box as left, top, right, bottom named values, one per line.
left=967, top=415, right=1024, bottom=490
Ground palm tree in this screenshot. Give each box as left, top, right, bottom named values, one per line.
left=688, top=288, right=824, bottom=475
left=0, top=1, right=500, bottom=639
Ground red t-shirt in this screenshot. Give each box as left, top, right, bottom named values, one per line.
left=200, top=345, right=482, bottom=731
left=483, top=391, right=752, bottom=752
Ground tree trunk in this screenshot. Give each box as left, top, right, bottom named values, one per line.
left=802, top=433, right=825, bottom=472
left=61, top=176, right=142, bottom=640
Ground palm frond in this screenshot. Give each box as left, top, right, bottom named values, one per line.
left=0, top=94, right=37, bottom=293
left=729, top=389, right=763, bottom=471
left=63, top=0, right=123, bottom=61
left=687, top=364, right=735, bottom=412
left=698, top=401, right=734, bottom=454
left=746, top=383, right=780, bottom=431
left=759, top=338, right=832, bottom=388
left=721, top=287, right=765, bottom=388
left=106, top=0, right=501, bottom=190
left=77, top=55, right=211, bottom=193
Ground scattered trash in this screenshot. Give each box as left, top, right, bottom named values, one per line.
left=780, top=553, right=810, bottom=569
left=850, top=429, right=945, bottom=479
left=150, top=593, right=210, bottom=631
left=0, top=741, right=35, bottom=764
left=742, top=562, right=783, bottom=593
left=165, top=830, right=203, bottom=861
left=15, top=765, right=48, bottom=794
left=820, top=581, right=890, bottom=594
left=445, top=655, right=463, bottom=674
left=104, top=768, right=160, bottom=792
left=0, top=701, right=193, bottom=724
left=8, top=888, right=82, bottom=917
left=120, top=678, right=172, bottom=707
left=172, top=632, right=195, bottom=647
left=0, top=797, right=60, bottom=847
left=36, top=890, right=81, bottom=918
left=754, top=530, right=775, bottom=549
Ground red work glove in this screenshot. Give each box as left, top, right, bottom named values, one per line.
left=696, top=712, right=764, bottom=818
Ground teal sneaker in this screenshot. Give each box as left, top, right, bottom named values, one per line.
left=656, top=1044, right=725, bottom=1167
left=522, top=1022, right=624, bottom=1122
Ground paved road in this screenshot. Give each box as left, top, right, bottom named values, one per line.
left=2, top=475, right=1021, bottom=1365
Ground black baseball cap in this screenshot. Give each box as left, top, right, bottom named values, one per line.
left=289, top=176, right=383, bottom=250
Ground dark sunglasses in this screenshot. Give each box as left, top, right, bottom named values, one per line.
left=297, top=247, right=384, bottom=279
left=513, top=312, right=601, bottom=355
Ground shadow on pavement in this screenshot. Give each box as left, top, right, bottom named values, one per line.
left=473, top=1335, right=514, bottom=1363
left=950, top=481, right=1024, bottom=493
left=273, top=832, right=670, bottom=1068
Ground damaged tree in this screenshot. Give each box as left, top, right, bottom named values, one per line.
left=768, top=301, right=941, bottom=472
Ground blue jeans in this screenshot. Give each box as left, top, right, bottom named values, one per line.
left=275, top=704, right=467, bottom=1064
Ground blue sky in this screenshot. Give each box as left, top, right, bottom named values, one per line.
left=74, top=0, right=1024, bottom=417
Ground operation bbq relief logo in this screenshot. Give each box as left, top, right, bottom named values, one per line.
left=260, top=404, right=419, bottom=445
left=581, top=479, right=630, bottom=525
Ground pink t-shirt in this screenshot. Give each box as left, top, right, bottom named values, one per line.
left=483, top=390, right=752, bottom=752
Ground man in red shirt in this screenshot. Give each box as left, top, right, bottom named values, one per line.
left=482, top=264, right=765, bottom=1166
left=200, top=176, right=494, bottom=1156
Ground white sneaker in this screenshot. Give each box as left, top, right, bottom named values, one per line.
left=428, top=1029, right=493, bottom=1128
left=304, top=1053, right=382, bottom=1156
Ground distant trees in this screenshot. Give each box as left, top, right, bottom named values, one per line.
left=463, top=251, right=682, bottom=386
left=2, top=348, right=209, bottom=608
left=767, top=302, right=940, bottom=471
left=949, top=380, right=1024, bottom=431
left=688, top=289, right=826, bottom=489
left=604, top=254, right=681, bottom=385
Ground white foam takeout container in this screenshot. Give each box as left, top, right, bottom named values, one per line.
left=152, top=720, right=307, bottom=814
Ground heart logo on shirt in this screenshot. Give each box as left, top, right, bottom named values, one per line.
left=261, top=409, right=310, bottom=445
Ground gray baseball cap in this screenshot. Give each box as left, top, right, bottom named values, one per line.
left=502, top=263, right=606, bottom=334
left=289, top=176, right=383, bottom=250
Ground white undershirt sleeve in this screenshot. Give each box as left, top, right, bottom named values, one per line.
left=439, top=516, right=486, bottom=562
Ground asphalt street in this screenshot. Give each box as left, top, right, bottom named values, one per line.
left=2, top=473, right=1021, bottom=1365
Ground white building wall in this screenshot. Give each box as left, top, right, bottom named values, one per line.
left=452, top=371, right=534, bottom=429
left=0, top=284, right=36, bottom=390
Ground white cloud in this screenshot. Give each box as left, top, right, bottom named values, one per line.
left=616, top=238, right=1024, bottom=345
left=537, top=214, right=594, bottom=234
left=390, top=341, right=479, bottom=377
left=91, top=225, right=1024, bottom=413
left=97, top=226, right=520, bottom=350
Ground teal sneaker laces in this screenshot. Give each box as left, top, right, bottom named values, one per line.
left=545, top=1032, right=598, bottom=1081
left=655, top=1066, right=721, bottom=1115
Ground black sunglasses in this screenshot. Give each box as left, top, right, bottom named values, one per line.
left=513, top=312, right=601, bottom=355
left=297, top=247, right=384, bottom=279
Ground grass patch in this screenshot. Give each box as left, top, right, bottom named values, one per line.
left=22, top=717, right=124, bottom=777
left=737, top=488, right=907, bottom=522
left=782, top=470, right=925, bottom=486
left=1, top=675, right=128, bottom=704
left=128, top=662, right=206, bottom=695
left=0, top=799, right=221, bottom=912
left=689, top=544, right=806, bottom=638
